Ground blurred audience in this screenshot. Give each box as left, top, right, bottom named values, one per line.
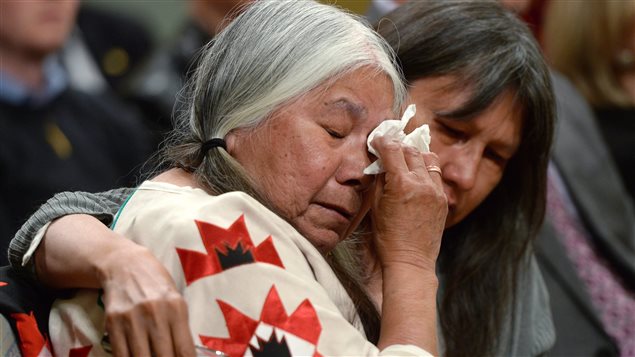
left=527, top=2, right=635, bottom=356
left=365, top=0, right=407, bottom=24
left=126, top=0, right=252, bottom=137
left=536, top=72, right=635, bottom=357
left=0, top=0, right=152, bottom=265
left=544, top=0, right=635, bottom=200
left=61, top=5, right=153, bottom=96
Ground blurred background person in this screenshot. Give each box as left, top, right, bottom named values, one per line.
left=365, top=0, right=406, bottom=24
left=125, top=0, right=253, bottom=142
left=0, top=0, right=152, bottom=265
left=60, top=4, right=153, bottom=97
left=535, top=71, right=635, bottom=357
left=544, top=0, right=635, bottom=200
left=536, top=1, right=635, bottom=355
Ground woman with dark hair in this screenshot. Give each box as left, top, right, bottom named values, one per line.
left=372, top=2, right=555, bottom=355
left=8, top=1, right=556, bottom=356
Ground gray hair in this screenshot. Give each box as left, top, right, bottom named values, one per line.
left=164, top=0, right=405, bottom=202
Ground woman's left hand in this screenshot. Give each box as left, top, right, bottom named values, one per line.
left=369, top=135, right=447, bottom=272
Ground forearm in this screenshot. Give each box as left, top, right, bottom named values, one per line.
left=8, top=188, right=132, bottom=274
left=378, top=264, right=439, bottom=355
left=35, top=214, right=149, bottom=289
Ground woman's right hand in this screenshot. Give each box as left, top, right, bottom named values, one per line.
left=37, top=214, right=196, bottom=357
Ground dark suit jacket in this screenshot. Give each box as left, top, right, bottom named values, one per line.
left=535, top=73, right=635, bottom=356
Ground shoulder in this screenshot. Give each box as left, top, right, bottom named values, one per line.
left=114, top=183, right=320, bottom=278
left=501, top=253, right=555, bottom=356
left=122, top=184, right=293, bottom=236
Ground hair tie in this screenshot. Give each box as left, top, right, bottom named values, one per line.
left=200, top=138, right=227, bottom=155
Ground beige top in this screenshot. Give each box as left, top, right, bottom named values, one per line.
left=49, top=181, right=432, bottom=356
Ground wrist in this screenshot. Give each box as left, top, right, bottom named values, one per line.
left=94, top=237, right=147, bottom=286
left=378, top=247, right=438, bottom=274
left=382, top=263, right=438, bottom=288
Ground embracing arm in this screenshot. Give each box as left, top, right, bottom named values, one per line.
left=13, top=188, right=196, bottom=356
left=8, top=188, right=132, bottom=273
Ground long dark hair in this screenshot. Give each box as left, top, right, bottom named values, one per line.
left=377, top=2, right=555, bottom=355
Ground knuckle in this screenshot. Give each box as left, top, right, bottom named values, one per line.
left=383, top=139, right=402, bottom=152
left=105, top=309, right=132, bottom=330
left=403, top=145, right=421, bottom=156
left=165, top=292, right=187, bottom=307
left=422, top=152, right=439, bottom=161
left=106, top=308, right=126, bottom=322
left=139, top=300, right=158, bottom=315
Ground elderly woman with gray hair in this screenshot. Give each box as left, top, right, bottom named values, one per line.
left=22, top=1, right=445, bottom=356
left=8, top=1, right=559, bottom=356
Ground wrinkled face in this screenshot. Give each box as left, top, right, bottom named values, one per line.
left=406, top=76, right=523, bottom=228
left=0, top=0, right=79, bottom=57
left=228, top=68, right=395, bottom=252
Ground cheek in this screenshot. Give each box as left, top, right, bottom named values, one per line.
left=261, top=145, right=336, bottom=216
left=464, top=169, right=503, bottom=211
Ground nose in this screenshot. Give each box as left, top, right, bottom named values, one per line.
left=336, top=142, right=375, bottom=191
left=442, top=145, right=481, bottom=191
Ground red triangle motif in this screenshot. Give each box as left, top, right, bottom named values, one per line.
left=10, top=311, right=52, bottom=357
left=69, top=345, right=93, bottom=357
left=199, top=285, right=322, bottom=357
left=176, top=215, right=284, bottom=285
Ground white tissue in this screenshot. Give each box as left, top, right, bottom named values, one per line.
left=364, top=104, right=430, bottom=175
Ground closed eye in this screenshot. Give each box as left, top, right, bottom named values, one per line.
left=438, top=121, right=465, bottom=140
left=484, top=147, right=508, bottom=166
left=326, top=128, right=344, bottom=139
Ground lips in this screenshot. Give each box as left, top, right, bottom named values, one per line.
left=315, top=201, right=355, bottom=221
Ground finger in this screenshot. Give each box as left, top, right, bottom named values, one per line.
left=421, top=152, right=443, bottom=187
left=402, top=145, right=429, bottom=178
left=125, top=316, right=152, bottom=357
left=170, top=301, right=196, bottom=357
left=147, top=313, right=176, bottom=357
left=371, top=136, right=409, bottom=174
left=106, top=317, right=130, bottom=357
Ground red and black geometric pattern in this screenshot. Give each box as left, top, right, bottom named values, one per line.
left=176, top=215, right=284, bottom=285
left=200, top=285, right=323, bottom=357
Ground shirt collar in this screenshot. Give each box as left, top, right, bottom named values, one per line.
left=0, top=55, right=69, bottom=107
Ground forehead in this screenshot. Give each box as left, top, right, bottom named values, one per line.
left=408, top=76, right=471, bottom=111
left=409, top=76, right=523, bottom=149
left=295, top=68, right=397, bottom=126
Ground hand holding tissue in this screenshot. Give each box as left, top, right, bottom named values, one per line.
left=364, top=104, right=431, bottom=175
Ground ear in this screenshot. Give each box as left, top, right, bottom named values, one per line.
left=225, top=132, right=238, bottom=155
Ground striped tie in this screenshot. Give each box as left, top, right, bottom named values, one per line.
left=547, top=174, right=635, bottom=356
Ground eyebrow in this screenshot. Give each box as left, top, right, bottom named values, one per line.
left=328, top=99, right=368, bottom=119
left=434, top=113, right=519, bottom=158
left=490, top=140, right=518, bottom=159
left=433, top=107, right=480, bottom=121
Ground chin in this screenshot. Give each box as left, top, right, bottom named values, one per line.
left=302, top=230, right=341, bottom=255
left=313, top=238, right=340, bottom=255
left=444, top=214, right=461, bottom=229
